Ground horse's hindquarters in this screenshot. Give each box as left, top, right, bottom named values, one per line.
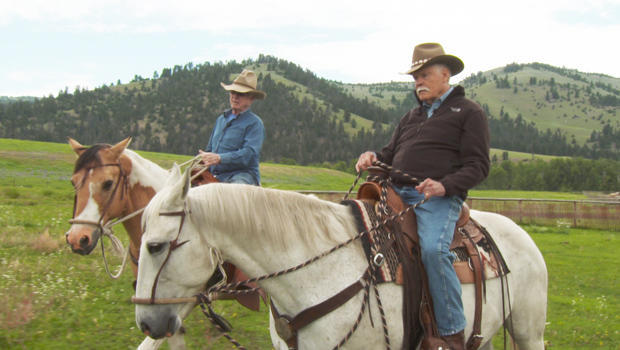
left=469, top=210, right=548, bottom=349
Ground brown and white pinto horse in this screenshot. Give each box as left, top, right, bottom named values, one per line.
left=66, top=137, right=266, bottom=349
left=66, top=137, right=220, bottom=350
left=66, top=138, right=164, bottom=272
left=66, top=138, right=184, bottom=349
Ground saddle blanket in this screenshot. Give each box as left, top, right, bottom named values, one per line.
left=344, top=199, right=503, bottom=285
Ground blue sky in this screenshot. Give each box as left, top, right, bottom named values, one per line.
left=1, top=0, right=618, bottom=97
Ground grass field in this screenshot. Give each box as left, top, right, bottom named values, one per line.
left=1, top=138, right=617, bottom=349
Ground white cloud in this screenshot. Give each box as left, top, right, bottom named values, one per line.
left=1, top=0, right=618, bottom=97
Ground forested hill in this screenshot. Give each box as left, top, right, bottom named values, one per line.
left=0, top=55, right=406, bottom=166
left=462, top=63, right=619, bottom=160
left=0, top=56, right=618, bottom=165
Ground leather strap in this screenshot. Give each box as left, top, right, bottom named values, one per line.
left=271, top=277, right=367, bottom=349
left=291, top=279, right=365, bottom=331
left=70, top=163, right=128, bottom=228
left=129, top=248, right=139, bottom=266
left=459, top=227, right=484, bottom=350
left=148, top=210, right=190, bottom=304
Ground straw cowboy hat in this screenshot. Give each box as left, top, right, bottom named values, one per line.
left=220, top=69, right=267, bottom=99
left=403, top=43, right=464, bottom=76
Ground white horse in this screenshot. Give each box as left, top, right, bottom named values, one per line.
left=135, top=165, right=547, bottom=349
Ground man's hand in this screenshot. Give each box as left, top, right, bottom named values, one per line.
left=355, top=151, right=378, bottom=172
left=416, top=178, right=446, bottom=199
left=198, top=150, right=221, bottom=167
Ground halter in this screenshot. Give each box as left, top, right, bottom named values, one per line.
left=146, top=209, right=191, bottom=305
left=68, top=155, right=214, bottom=279
left=69, top=162, right=128, bottom=230
left=68, top=162, right=130, bottom=277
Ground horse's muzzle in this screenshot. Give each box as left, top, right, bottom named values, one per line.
left=65, top=227, right=101, bottom=255
left=137, top=312, right=181, bottom=339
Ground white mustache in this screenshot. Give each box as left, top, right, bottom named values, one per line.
left=416, top=87, right=430, bottom=95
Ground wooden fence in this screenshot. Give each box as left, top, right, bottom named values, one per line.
left=297, top=191, right=620, bottom=231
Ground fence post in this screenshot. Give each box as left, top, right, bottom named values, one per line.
left=518, top=199, right=523, bottom=224
left=573, top=201, right=577, bottom=227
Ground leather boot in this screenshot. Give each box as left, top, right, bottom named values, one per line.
left=442, top=330, right=465, bottom=350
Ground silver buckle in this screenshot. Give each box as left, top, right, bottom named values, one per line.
left=373, top=253, right=385, bottom=267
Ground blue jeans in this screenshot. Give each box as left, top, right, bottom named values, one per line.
left=393, top=185, right=466, bottom=336
left=225, top=171, right=258, bottom=185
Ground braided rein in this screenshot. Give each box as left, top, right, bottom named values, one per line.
left=200, top=162, right=426, bottom=349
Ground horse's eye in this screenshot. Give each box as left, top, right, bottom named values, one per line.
left=102, top=180, right=114, bottom=191
left=147, top=242, right=166, bottom=254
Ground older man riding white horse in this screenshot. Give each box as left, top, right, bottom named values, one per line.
left=133, top=165, right=547, bottom=349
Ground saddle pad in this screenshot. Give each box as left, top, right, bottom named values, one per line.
left=452, top=220, right=506, bottom=284
left=343, top=200, right=400, bottom=284
left=345, top=199, right=504, bottom=285
left=452, top=244, right=500, bottom=284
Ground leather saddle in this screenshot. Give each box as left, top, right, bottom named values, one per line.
left=356, top=179, right=501, bottom=284
left=356, top=173, right=508, bottom=350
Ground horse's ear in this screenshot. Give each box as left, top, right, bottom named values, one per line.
left=110, top=137, right=132, bottom=160
left=181, top=167, right=191, bottom=200
left=68, top=137, right=87, bottom=156
left=166, top=164, right=191, bottom=204
left=166, top=163, right=182, bottom=187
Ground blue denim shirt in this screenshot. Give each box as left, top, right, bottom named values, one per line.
left=206, top=109, right=265, bottom=184
left=422, top=86, right=454, bottom=118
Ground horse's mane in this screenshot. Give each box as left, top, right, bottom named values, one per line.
left=73, top=144, right=111, bottom=173
left=187, top=184, right=357, bottom=250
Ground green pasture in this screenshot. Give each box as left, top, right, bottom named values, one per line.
left=0, top=138, right=617, bottom=349
left=488, top=148, right=564, bottom=163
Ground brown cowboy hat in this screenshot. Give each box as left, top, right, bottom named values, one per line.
left=220, top=69, right=267, bottom=99
left=403, top=43, right=464, bottom=76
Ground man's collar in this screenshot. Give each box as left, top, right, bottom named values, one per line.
left=422, top=86, right=454, bottom=118
left=429, top=86, right=454, bottom=105
left=224, top=108, right=251, bottom=118
left=417, top=85, right=461, bottom=107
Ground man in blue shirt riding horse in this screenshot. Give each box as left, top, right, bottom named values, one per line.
left=198, top=69, right=266, bottom=185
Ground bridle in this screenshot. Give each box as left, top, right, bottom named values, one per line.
left=69, top=162, right=129, bottom=231
left=130, top=205, right=239, bottom=344
left=67, top=155, right=215, bottom=279
left=68, top=162, right=130, bottom=277
left=136, top=208, right=192, bottom=305
left=131, top=203, right=228, bottom=306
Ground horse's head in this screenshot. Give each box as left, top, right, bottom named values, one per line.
left=134, top=164, right=219, bottom=339
left=65, top=137, right=132, bottom=255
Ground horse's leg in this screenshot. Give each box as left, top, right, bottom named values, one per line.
left=137, top=337, right=164, bottom=350
left=136, top=329, right=186, bottom=350
left=505, top=263, right=547, bottom=349
left=136, top=306, right=190, bottom=350
left=268, top=306, right=289, bottom=350
left=506, top=308, right=545, bottom=350
left=167, top=330, right=187, bottom=350
left=479, top=341, right=494, bottom=350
